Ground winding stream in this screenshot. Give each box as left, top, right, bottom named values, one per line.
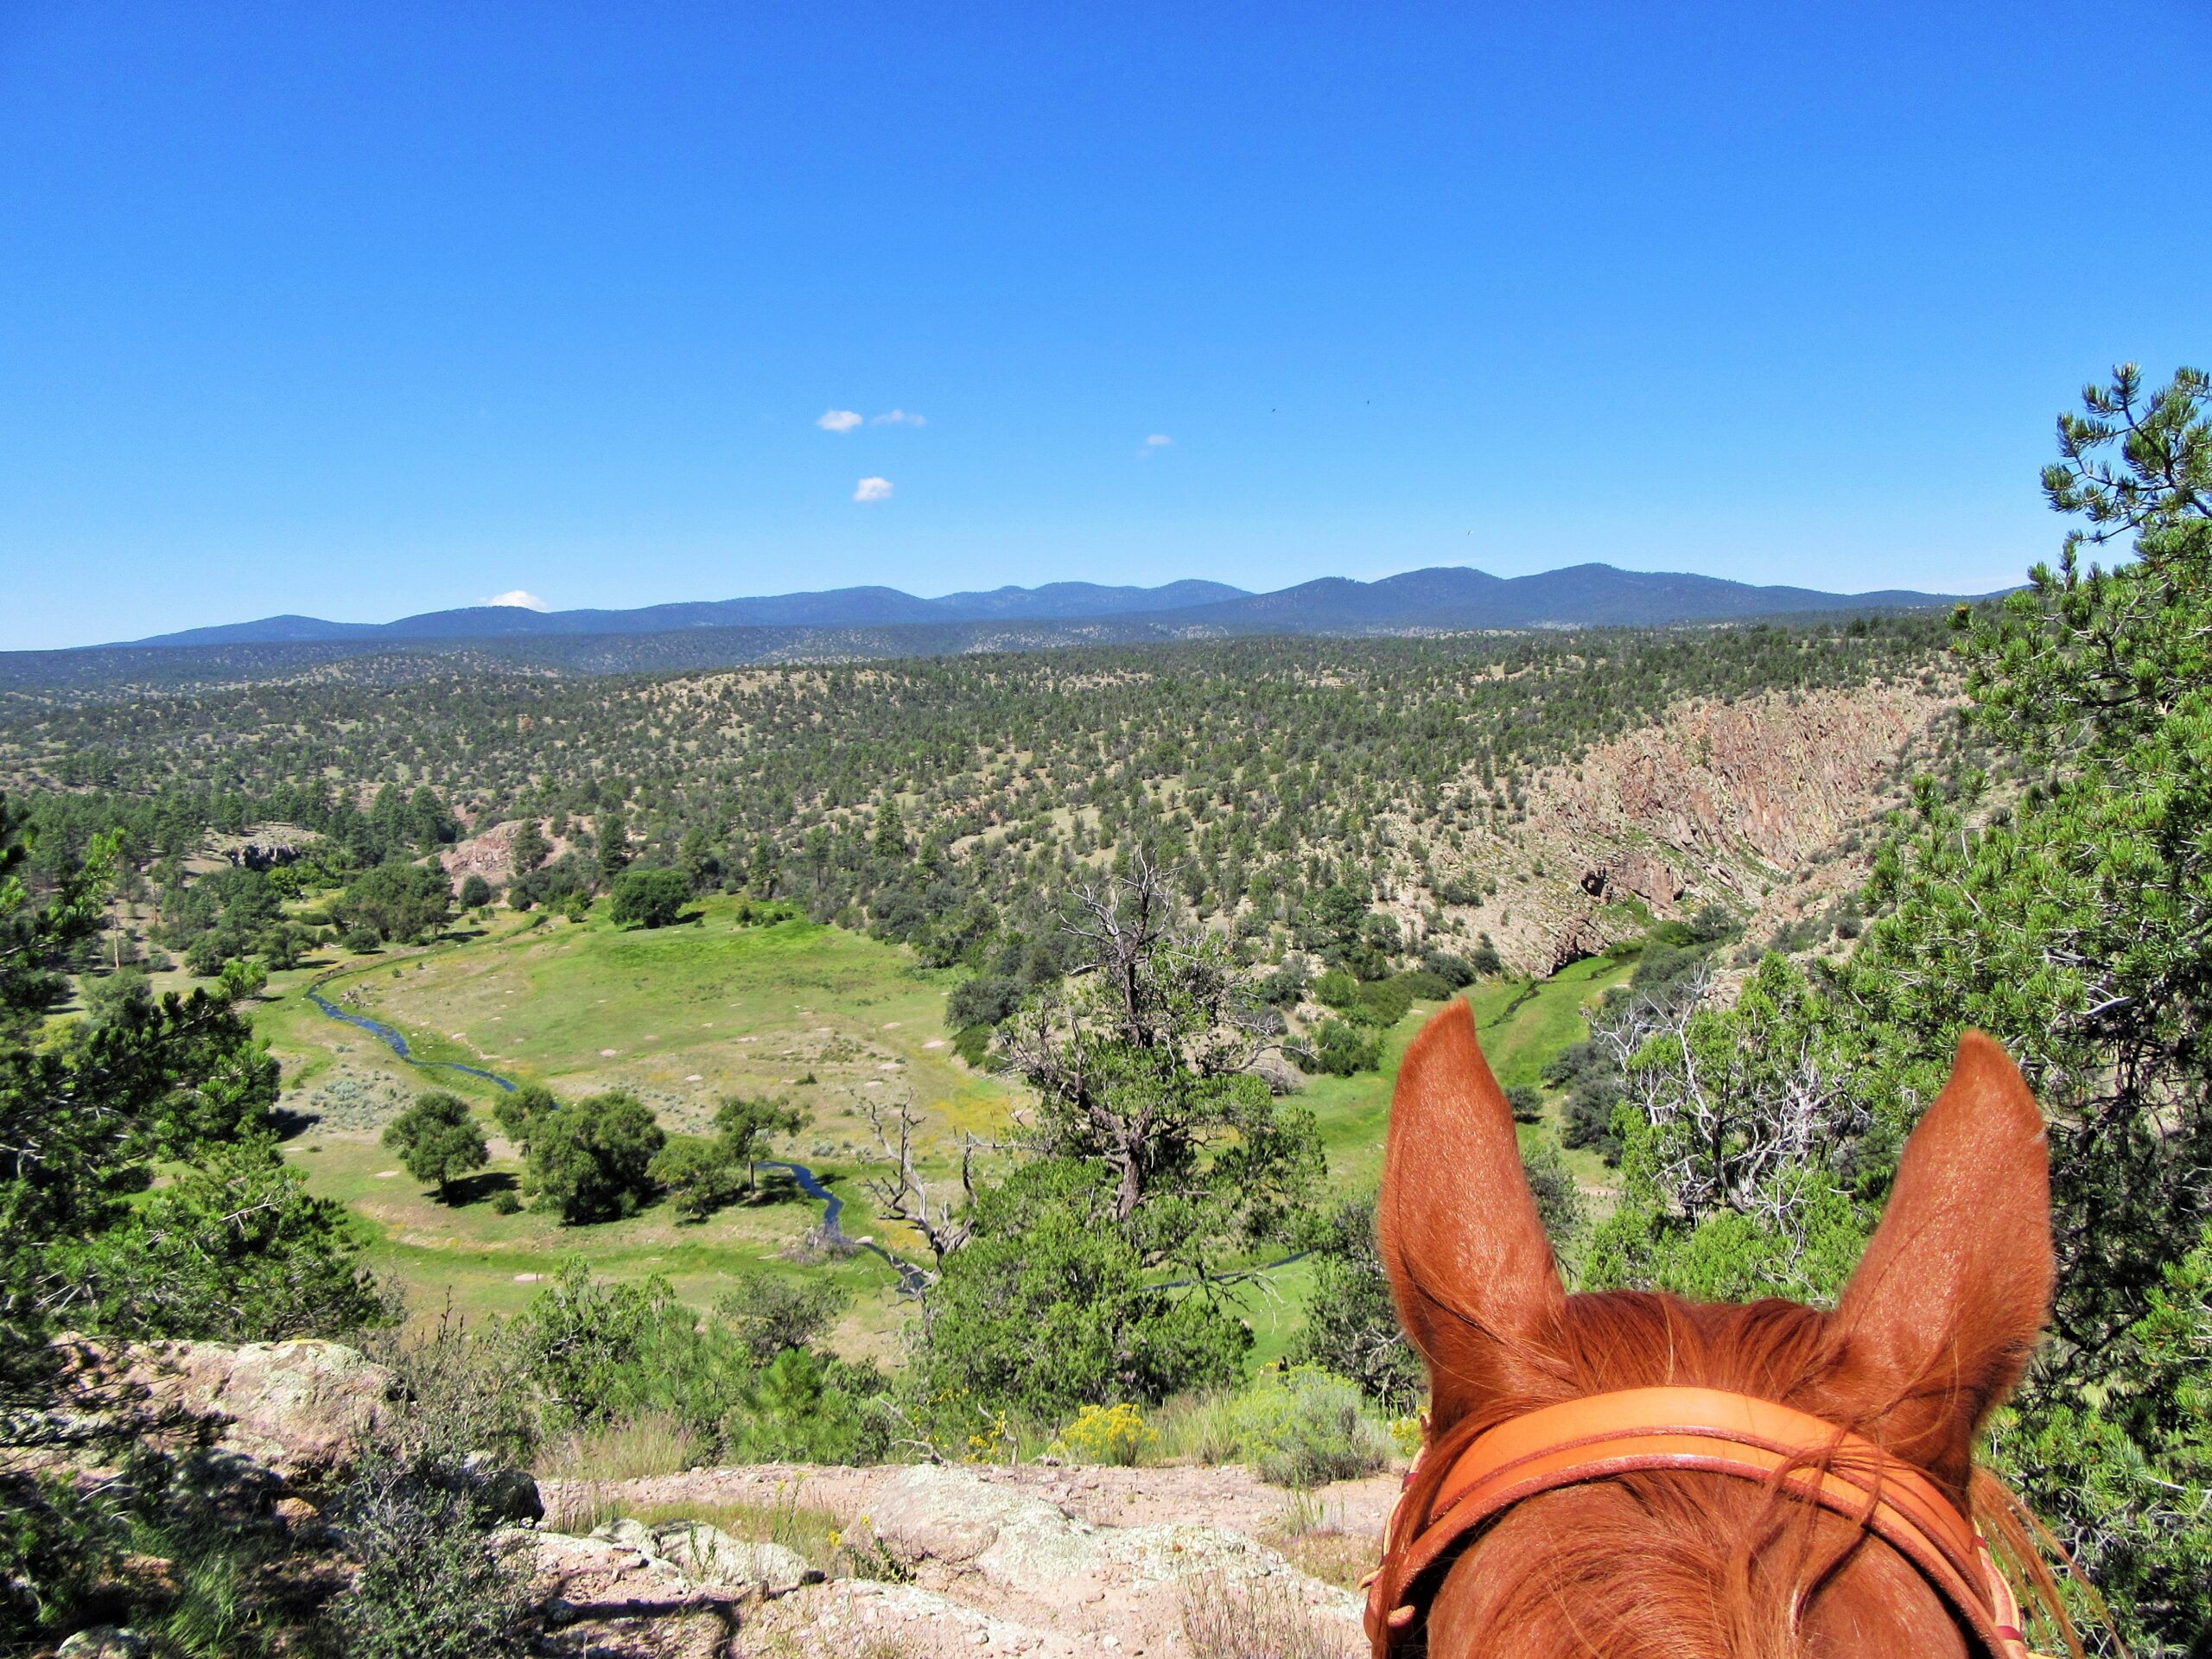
left=306, top=986, right=926, bottom=1290
left=308, top=991, right=516, bottom=1091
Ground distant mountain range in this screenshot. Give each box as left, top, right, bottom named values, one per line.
left=0, top=564, right=1981, bottom=698
left=129, top=579, right=1254, bottom=647
left=126, top=565, right=1961, bottom=651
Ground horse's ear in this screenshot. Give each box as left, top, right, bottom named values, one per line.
left=1378, top=999, right=1564, bottom=1427
left=1830, top=1030, right=2051, bottom=1494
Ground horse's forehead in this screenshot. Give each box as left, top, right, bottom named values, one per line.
left=1555, top=1292, right=1840, bottom=1395
left=1428, top=1479, right=1967, bottom=1659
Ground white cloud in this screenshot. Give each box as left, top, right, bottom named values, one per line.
left=483, top=589, right=548, bottom=611
left=873, top=408, right=927, bottom=426
left=1137, top=433, right=1173, bottom=458
left=853, top=476, right=894, bottom=503
left=817, top=409, right=863, bottom=432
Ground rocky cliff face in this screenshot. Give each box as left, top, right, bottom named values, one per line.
left=1402, top=682, right=1951, bottom=974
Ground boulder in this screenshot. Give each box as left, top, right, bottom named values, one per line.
left=584, top=1517, right=821, bottom=1596
left=868, top=1465, right=1355, bottom=1610
left=56, top=1630, right=150, bottom=1659
left=52, top=1336, right=397, bottom=1487
left=458, top=1451, right=543, bottom=1524
left=647, top=1521, right=821, bottom=1595
left=870, top=1465, right=1097, bottom=1580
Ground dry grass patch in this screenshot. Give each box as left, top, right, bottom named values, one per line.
left=1276, top=1529, right=1376, bottom=1590
left=537, top=1408, right=702, bottom=1488
left=1260, top=1487, right=1380, bottom=1590
left=1179, top=1570, right=1358, bottom=1659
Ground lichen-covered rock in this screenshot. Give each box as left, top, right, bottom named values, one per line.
left=582, top=1516, right=820, bottom=1596
left=56, top=1629, right=151, bottom=1659
left=871, top=1464, right=1099, bottom=1580
left=54, top=1336, right=397, bottom=1485
left=869, top=1464, right=1357, bottom=1616
left=751, top=1581, right=1062, bottom=1658
left=646, top=1521, right=821, bottom=1594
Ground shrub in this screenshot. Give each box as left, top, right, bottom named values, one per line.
left=183, top=933, right=231, bottom=978
left=649, top=1135, right=743, bottom=1222
left=524, top=1090, right=665, bottom=1223
left=1685, top=902, right=1742, bottom=944
left=1055, top=1402, right=1154, bottom=1467
left=383, top=1091, right=488, bottom=1201
left=457, top=873, right=493, bottom=911
left=1522, top=1141, right=1586, bottom=1253
left=715, top=1274, right=849, bottom=1364
left=1503, top=1083, right=1543, bottom=1123
left=0, top=1473, right=119, bottom=1643
left=1312, top=969, right=1360, bottom=1011
left=341, top=925, right=382, bottom=954
left=325, top=1452, right=532, bottom=1659
left=1289, top=1198, right=1421, bottom=1411
left=507, top=1263, right=709, bottom=1434
left=1256, top=956, right=1313, bottom=1007
left=946, top=973, right=1023, bottom=1030
left=1393, top=969, right=1453, bottom=1001
left=1420, top=949, right=1476, bottom=988
left=1562, top=1076, right=1623, bottom=1160
left=719, top=1345, right=883, bottom=1464
left=510, top=1262, right=886, bottom=1464
left=951, top=1023, right=992, bottom=1067
left=79, top=967, right=153, bottom=1028
left=1349, top=977, right=1412, bottom=1029
left=918, top=1160, right=1250, bottom=1419
left=1200, top=1367, right=1390, bottom=1488
left=608, top=866, right=690, bottom=928
left=1309, top=1019, right=1382, bottom=1077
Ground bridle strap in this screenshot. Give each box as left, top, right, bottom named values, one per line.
left=1365, top=1386, right=2031, bottom=1659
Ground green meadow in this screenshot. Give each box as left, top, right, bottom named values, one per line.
left=257, top=897, right=1635, bottom=1357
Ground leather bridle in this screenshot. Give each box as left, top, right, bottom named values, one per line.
left=1363, top=1385, right=2035, bottom=1658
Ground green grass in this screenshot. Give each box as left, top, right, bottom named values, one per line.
left=1292, top=950, right=1637, bottom=1195
left=257, top=896, right=1013, bottom=1352
left=257, top=896, right=1635, bottom=1359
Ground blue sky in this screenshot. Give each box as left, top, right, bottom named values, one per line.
left=3, top=3, right=2206, bottom=650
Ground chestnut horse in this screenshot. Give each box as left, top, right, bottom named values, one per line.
left=1370, top=1001, right=2058, bottom=1659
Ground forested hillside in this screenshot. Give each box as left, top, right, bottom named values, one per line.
left=4, top=617, right=1963, bottom=990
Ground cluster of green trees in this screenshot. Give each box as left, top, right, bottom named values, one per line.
left=381, top=1082, right=812, bottom=1225
left=503, top=1260, right=887, bottom=1464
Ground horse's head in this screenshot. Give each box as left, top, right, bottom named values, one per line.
left=1376, top=1001, right=2052, bottom=1659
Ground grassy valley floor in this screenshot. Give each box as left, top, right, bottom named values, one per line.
left=252, top=896, right=1637, bottom=1360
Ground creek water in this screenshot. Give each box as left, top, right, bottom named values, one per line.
left=306, top=987, right=925, bottom=1288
